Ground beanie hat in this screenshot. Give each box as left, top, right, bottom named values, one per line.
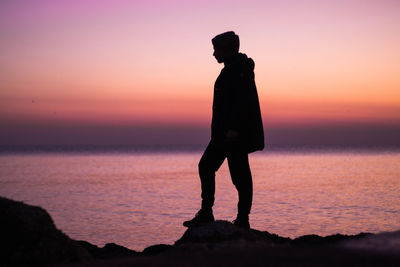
left=212, top=31, right=240, bottom=53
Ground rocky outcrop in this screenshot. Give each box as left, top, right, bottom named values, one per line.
left=172, top=220, right=376, bottom=251
left=173, top=220, right=289, bottom=251
left=170, top=220, right=377, bottom=254
left=0, top=197, right=91, bottom=266
left=164, top=221, right=399, bottom=267
left=77, top=240, right=139, bottom=259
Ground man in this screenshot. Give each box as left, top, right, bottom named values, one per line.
left=183, top=31, right=264, bottom=229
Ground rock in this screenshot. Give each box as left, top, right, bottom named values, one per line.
left=175, top=220, right=376, bottom=250
left=77, top=241, right=139, bottom=259
left=341, top=230, right=400, bottom=255
left=174, top=220, right=290, bottom=252
left=0, top=196, right=91, bottom=266
left=142, top=244, right=172, bottom=255
left=164, top=221, right=400, bottom=266
left=292, top=233, right=372, bottom=246
left=102, top=243, right=138, bottom=258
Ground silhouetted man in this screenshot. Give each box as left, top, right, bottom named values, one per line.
left=183, top=31, right=264, bottom=229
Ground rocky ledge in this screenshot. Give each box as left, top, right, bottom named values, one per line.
left=1, top=196, right=399, bottom=266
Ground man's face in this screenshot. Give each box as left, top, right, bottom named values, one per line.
left=213, top=45, right=227, bottom=63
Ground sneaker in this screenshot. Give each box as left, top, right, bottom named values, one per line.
left=232, top=214, right=250, bottom=229
left=183, top=209, right=215, bottom=227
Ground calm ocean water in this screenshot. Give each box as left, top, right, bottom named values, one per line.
left=1, top=148, right=399, bottom=251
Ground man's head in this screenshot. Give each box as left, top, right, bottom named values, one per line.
left=212, top=31, right=240, bottom=63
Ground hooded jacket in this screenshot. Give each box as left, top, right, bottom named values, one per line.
left=211, top=53, right=264, bottom=153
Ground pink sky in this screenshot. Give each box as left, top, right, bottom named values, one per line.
left=1, top=0, right=399, bottom=146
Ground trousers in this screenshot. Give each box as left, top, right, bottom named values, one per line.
left=198, top=139, right=253, bottom=216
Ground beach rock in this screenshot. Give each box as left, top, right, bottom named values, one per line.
left=341, top=230, right=400, bottom=255
left=0, top=196, right=91, bottom=266
left=175, top=220, right=374, bottom=250
left=142, top=244, right=172, bottom=255
left=77, top=240, right=139, bottom=259
left=292, top=232, right=372, bottom=246
left=171, top=220, right=383, bottom=255
left=174, top=220, right=290, bottom=252
left=162, top=221, right=399, bottom=266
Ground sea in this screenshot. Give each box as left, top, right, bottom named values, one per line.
left=1, top=145, right=399, bottom=251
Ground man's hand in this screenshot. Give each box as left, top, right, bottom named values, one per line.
left=226, top=130, right=239, bottom=143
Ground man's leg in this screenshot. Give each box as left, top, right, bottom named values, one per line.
left=198, top=140, right=226, bottom=210
left=227, top=151, right=253, bottom=228
left=183, top=140, right=226, bottom=227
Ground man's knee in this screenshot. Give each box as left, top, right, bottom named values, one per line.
left=228, top=154, right=250, bottom=173
left=198, top=158, right=210, bottom=176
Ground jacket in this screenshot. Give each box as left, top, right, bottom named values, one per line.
left=211, top=53, right=264, bottom=153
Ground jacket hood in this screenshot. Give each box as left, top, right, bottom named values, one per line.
left=224, top=53, right=255, bottom=72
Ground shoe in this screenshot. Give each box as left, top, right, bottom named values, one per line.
left=233, top=214, right=250, bottom=229
left=183, top=209, right=214, bottom=227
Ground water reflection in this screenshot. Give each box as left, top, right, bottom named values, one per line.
left=0, top=151, right=399, bottom=250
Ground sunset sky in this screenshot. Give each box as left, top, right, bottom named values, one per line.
left=1, top=0, right=399, bottom=147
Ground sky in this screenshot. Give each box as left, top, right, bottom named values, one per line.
left=1, top=0, right=399, bottom=147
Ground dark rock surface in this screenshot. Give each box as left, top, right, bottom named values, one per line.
left=0, top=196, right=91, bottom=266
left=159, top=222, right=400, bottom=266
left=77, top=241, right=139, bottom=259
left=173, top=220, right=289, bottom=251
left=142, top=244, right=173, bottom=256
left=172, top=220, right=376, bottom=252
